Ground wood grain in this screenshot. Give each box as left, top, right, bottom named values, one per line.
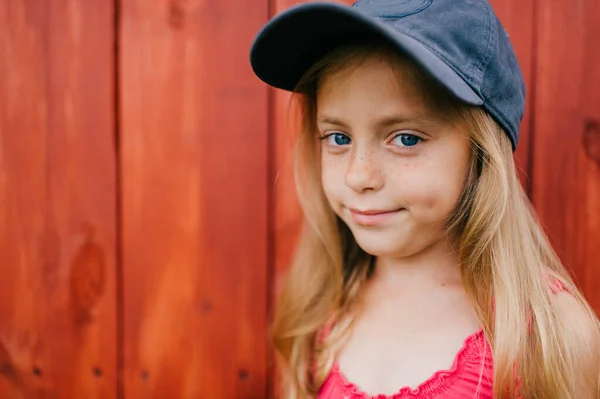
left=119, top=0, right=270, bottom=397
left=270, top=0, right=355, bottom=297
left=489, top=0, right=536, bottom=193
left=531, top=0, right=600, bottom=312
left=0, top=1, right=597, bottom=398
left=0, top=1, right=117, bottom=398
left=266, top=2, right=349, bottom=394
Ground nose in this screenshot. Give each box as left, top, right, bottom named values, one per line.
left=344, top=146, right=384, bottom=193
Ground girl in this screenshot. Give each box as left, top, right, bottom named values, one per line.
left=250, top=1, right=600, bottom=398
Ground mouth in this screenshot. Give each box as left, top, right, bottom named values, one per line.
left=348, top=208, right=403, bottom=226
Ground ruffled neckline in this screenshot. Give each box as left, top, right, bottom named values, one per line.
left=328, top=328, right=486, bottom=399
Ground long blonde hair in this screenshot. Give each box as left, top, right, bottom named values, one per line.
left=271, top=43, right=600, bottom=398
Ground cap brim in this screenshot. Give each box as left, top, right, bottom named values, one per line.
left=250, top=2, right=483, bottom=105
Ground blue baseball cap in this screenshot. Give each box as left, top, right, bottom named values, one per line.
left=249, top=0, right=526, bottom=151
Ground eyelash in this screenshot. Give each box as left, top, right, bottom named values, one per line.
left=319, top=131, right=424, bottom=148
left=319, top=132, right=351, bottom=146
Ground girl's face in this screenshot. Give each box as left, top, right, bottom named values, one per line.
left=317, top=53, right=471, bottom=258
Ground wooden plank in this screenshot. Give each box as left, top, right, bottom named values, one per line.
left=0, top=1, right=117, bottom=398
left=266, top=2, right=350, bottom=395
left=531, top=0, right=600, bottom=312
left=119, top=0, right=269, bottom=397
left=270, top=0, right=354, bottom=296
left=489, top=0, right=536, bottom=193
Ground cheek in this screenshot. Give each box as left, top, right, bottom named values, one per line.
left=320, top=155, right=346, bottom=206
left=395, top=158, right=467, bottom=217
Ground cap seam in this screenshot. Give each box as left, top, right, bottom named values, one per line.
left=357, top=0, right=433, bottom=19
left=393, top=26, right=482, bottom=98
left=479, top=13, right=518, bottom=147
left=470, top=2, right=495, bottom=87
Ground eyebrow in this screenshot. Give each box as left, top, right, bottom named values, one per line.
left=317, top=113, right=433, bottom=128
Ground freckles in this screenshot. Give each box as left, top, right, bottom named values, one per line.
left=322, top=156, right=349, bottom=177
left=391, top=161, right=417, bottom=181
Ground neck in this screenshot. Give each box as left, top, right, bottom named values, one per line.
left=371, top=236, right=462, bottom=290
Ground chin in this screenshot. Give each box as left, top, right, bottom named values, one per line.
left=352, top=232, right=412, bottom=258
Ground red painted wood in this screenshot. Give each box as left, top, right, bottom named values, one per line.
left=531, top=0, right=600, bottom=312
left=0, top=1, right=117, bottom=398
left=119, top=0, right=270, bottom=397
left=1, top=1, right=598, bottom=398
left=268, top=5, right=355, bottom=396
left=270, top=0, right=355, bottom=295
left=489, top=0, right=536, bottom=192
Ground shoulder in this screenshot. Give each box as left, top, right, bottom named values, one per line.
left=551, top=289, right=599, bottom=348
left=548, top=279, right=600, bottom=396
left=545, top=273, right=598, bottom=347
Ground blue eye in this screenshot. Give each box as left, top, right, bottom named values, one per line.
left=392, top=133, right=421, bottom=147
left=323, top=133, right=351, bottom=146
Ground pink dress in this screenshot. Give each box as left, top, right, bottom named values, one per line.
left=317, top=279, right=567, bottom=399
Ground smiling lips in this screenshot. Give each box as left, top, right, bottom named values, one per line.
left=349, top=208, right=403, bottom=226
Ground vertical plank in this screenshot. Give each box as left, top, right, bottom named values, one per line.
left=488, top=0, right=536, bottom=193
left=266, top=2, right=351, bottom=395
left=270, top=0, right=355, bottom=298
left=0, top=1, right=117, bottom=398
left=531, top=0, right=600, bottom=312
left=119, top=0, right=269, bottom=397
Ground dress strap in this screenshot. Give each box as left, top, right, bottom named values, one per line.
left=545, top=274, right=569, bottom=294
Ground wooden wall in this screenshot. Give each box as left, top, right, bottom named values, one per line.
left=118, top=0, right=269, bottom=398
left=531, top=0, right=600, bottom=310
left=0, top=1, right=117, bottom=398
left=0, top=0, right=598, bottom=398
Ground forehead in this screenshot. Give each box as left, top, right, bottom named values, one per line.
left=316, top=52, right=435, bottom=121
